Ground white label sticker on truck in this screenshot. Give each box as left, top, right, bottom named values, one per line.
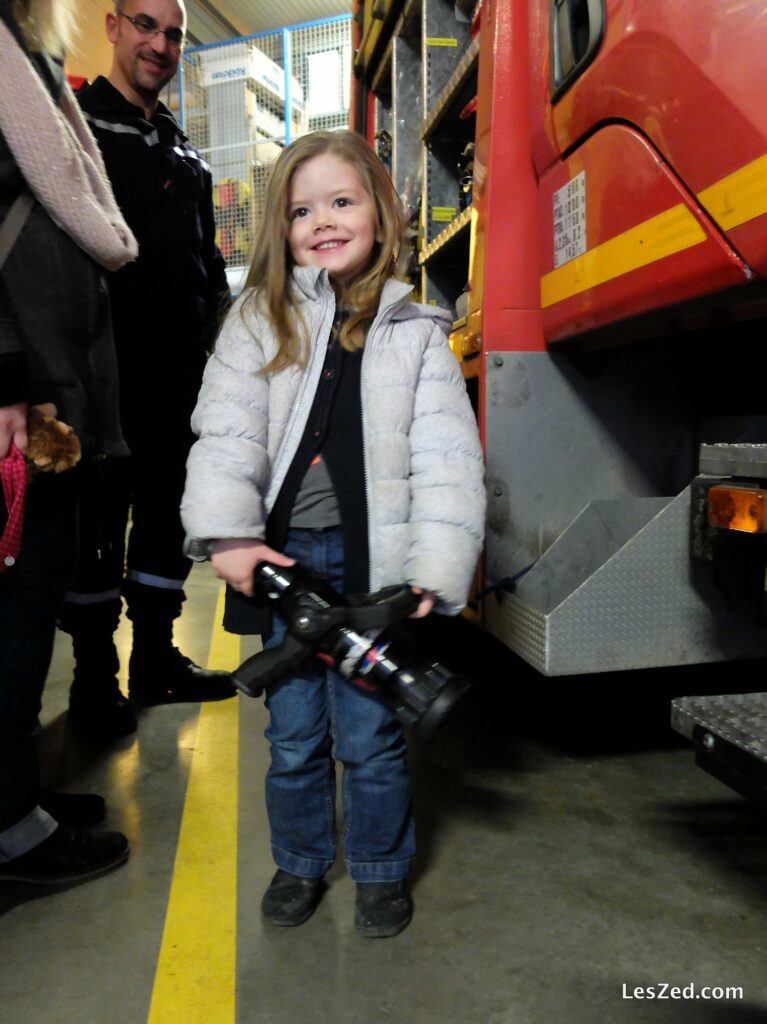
left=553, top=171, right=586, bottom=268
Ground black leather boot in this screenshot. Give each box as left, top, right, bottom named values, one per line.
left=0, top=827, right=129, bottom=884
left=354, top=879, right=413, bottom=937
left=62, top=602, right=138, bottom=742
left=126, top=587, right=236, bottom=705
left=128, top=644, right=237, bottom=705
left=261, top=869, right=326, bottom=926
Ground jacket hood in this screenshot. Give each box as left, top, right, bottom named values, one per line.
left=290, top=265, right=451, bottom=327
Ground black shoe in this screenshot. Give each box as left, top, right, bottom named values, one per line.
left=39, top=789, right=107, bottom=829
left=0, top=827, right=129, bottom=884
left=354, top=880, right=413, bottom=938
left=68, top=689, right=138, bottom=742
left=129, top=647, right=237, bottom=706
left=261, top=869, right=326, bottom=927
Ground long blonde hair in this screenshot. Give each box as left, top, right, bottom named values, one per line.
left=244, top=129, right=406, bottom=375
left=12, top=0, right=76, bottom=55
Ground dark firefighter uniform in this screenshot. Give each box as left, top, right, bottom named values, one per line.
left=59, top=76, right=233, bottom=732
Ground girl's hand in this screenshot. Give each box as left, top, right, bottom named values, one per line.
left=210, top=538, right=295, bottom=597
left=410, top=587, right=437, bottom=619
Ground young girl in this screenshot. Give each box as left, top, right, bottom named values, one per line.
left=181, top=129, right=485, bottom=937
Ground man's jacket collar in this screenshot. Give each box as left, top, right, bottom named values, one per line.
left=80, top=75, right=185, bottom=136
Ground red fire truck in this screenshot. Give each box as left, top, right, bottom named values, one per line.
left=353, top=0, right=767, bottom=799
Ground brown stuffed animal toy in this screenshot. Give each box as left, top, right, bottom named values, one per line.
left=25, top=406, right=81, bottom=481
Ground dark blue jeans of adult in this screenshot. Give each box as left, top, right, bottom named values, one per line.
left=0, top=471, right=78, bottom=857
left=263, top=526, right=415, bottom=882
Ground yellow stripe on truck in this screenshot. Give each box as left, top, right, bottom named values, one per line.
left=541, top=203, right=706, bottom=308
left=697, top=153, right=767, bottom=232
left=540, top=152, right=767, bottom=308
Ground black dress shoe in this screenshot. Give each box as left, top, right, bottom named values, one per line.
left=354, top=880, right=413, bottom=937
left=68, top=689, right=138, bottom=742
left=129, top=647, right=237, bottom=706
left=261, top=869, right=326, bottom=926
left=0, top=827, right=129, bottom=884
left=39, top=789, right=107, bottom=829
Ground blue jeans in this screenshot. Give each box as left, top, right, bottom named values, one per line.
left=264, top=527, right=415, bottom=882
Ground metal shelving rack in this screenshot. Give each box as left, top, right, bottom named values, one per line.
left=361, top=0, right=478, bottom=311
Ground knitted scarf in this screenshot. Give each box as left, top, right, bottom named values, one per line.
left=0, top=17, right=138, bottom=271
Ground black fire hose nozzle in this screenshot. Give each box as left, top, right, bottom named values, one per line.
left=231, top=561, right=471, bottom=741
left=234, top=631, right=310, bottom=698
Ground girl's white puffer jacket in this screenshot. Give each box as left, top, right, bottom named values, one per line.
left=181, top=266, right=486, bottom=615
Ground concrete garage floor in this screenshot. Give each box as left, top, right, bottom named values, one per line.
left=2, top=565, right=767, bottom=1024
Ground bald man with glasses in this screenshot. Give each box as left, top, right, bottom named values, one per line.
left=60, top=0, right=236, bottom=741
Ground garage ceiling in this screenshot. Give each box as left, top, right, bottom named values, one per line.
left=186, top=0, right=351, bottom=42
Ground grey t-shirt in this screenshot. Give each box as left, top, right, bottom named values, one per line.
left=289, top=453, right=341, bottom=528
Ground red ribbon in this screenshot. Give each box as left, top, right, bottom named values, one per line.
left=0, top=443, right=26, bottom=571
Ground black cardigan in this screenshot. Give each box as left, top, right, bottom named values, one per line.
left=224, top=323, right=371, bottom=637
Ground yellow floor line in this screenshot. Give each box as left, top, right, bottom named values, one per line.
left=147, top=586, right=240, bottom=1024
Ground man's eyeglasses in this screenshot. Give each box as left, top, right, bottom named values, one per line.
left=116, top=11, right=185, bottom=47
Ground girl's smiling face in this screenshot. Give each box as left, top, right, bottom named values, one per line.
left=288, top=153, right=379, bottom=287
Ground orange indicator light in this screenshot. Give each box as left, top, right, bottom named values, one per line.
left=707, top=485, right=767, bottom=534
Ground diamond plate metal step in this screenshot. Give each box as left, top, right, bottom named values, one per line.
left=671, top=693, right=767, bottom=810
left=699, top=443, right=767, bottom=479
left=671, top=693, right=767, bottom=758
left=485, top=487, right=767, bottom=675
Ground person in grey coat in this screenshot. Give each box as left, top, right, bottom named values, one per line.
left=181, top=130, right=485, bottom=937
left=0, top=0, right=136, bottom=884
